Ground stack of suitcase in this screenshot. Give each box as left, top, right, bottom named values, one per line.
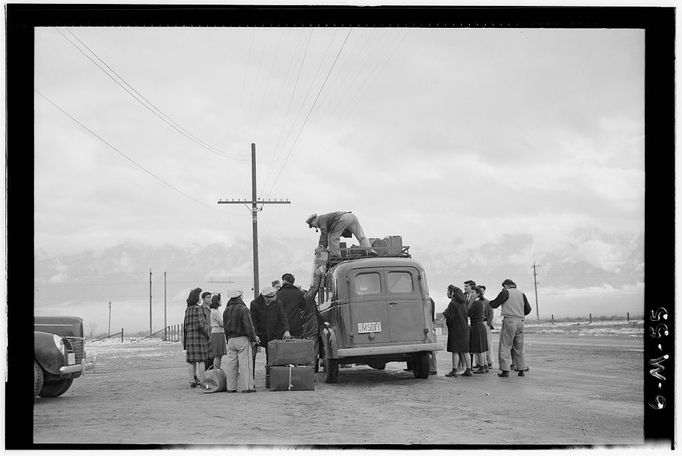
left=267, top=339, right=316, bottom=391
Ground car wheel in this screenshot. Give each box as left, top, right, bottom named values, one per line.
left=33, top=361, right=44, bottom=399
left=413, top=352, right=430, bottom=379
left=324, top=350, right=339, bottom=383
left=39, top=378, right=74, bottom=398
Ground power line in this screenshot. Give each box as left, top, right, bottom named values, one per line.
left=265, top=28, right=353, bottom=198
left=35, top=88, right=231, bottom=215
left=56, top=27, right=248, bottom=162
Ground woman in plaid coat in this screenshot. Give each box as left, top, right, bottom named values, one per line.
left=183, top=287, right=211, bottom=387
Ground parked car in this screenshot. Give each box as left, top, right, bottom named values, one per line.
left=316, top=243, right=443, bottom=383
left=34, top=315, right=96, bottom=399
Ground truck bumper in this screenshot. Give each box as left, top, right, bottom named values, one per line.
left=59, top=356, right=96, bottom=376
left=337, top=342, right=444, bottom=358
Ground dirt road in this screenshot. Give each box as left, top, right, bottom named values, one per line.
left=33, top=333, right=643, bottom=445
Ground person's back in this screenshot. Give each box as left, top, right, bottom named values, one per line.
left=277, top=275, right=306, bottom=338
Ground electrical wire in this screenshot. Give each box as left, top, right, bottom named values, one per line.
left=35, top=88, right=235, bottom=216
left=57, top=27, right=248, bottom=162
left=264, top=28, right=353, bottom=198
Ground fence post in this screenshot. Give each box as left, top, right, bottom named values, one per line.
left=589, top=313, right=592, bottom=324
left=551, top=314, right=554, bottom=325
left=121, top=328, right=124, bottom=343
left=627, top=312, right=630, bottom=322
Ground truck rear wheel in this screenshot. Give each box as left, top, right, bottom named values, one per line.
left=34, top=361, right=44, bottom=399
left=412, top=352, right=430, bottom=379
left=39, top=378, right=74, bottom=397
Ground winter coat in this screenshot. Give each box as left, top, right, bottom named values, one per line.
left=183, top=304, right=211, bottom=363
left=250, top=294, right=289, bottom=345
left=443, top=297, right=469, bottom=353
left=223, top=298, right=258, bottom=342
left=277, top=283, right=306, bottom=338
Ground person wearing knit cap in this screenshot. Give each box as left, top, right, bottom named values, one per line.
left=488, top=279, right=532, bottom=377
left=250, top=285, right=290, bottom=388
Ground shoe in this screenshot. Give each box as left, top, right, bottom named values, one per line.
left=462, top=369, right=473, bottom=377
left=190, top=381, right=197, bottom=388
left=518, top=371, right=525, bottom=377
left=498, top=371, right=509, bottom=377
left=474, top=367, right=488, bottom=374
left=241, top=389, right=257, bottom=393
left=444, top=370, right=458, bottom=377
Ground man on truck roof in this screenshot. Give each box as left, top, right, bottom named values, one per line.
left=306, top=211, right=376, bottom=258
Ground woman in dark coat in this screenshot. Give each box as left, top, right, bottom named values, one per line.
left=469, top=287, right=489, bottom=374
left=443, top=285, right=472, bottom=377
left=183, top=287, right=211, bottom=387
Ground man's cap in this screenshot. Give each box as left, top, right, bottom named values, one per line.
left=261, top=286, right=277, bottom=298
left=226, top=289, right=243, bottom=299
left=501, top=279, right=516, bottom=287
left=306, top=213, right=317, bottom=227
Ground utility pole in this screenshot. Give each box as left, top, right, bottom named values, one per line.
left=532, top=261, right=540, bottom=323
left=149, top=269, right=153, bottom=337
left=108, top=301, right=111, bottom=337
left=218, top=143, right=291, bottom=298
left=164, top=271, right=167, bottom=341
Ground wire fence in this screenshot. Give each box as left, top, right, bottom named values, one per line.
left=88, top=324, right=184, bottom=343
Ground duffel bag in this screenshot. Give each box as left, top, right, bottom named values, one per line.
left=200, top=365, right=227, bottom=393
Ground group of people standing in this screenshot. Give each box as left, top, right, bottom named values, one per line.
left=183, top=268, right=324, bottom=392
left=444, top=278, right=531, bottom=378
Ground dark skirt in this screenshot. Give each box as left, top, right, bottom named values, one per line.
left=469, top=321, right=488, bottom=353
left=210, top=332, right=227, bottom=357
left=446, top=323, right=470, bottom=353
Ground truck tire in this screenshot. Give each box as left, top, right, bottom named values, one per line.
left=324, top=350, right=339, bottom=383
left=412, top=352, right=430, bottom=379
left=39, top=378, right=74, bottom=398
left=34, top=361, right=44, bottom=399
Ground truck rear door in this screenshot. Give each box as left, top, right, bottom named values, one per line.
left=385, top=267, right=426, bottom=343
left=348, top=269, right=390, bottom=345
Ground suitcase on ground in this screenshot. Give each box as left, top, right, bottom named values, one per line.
left=268, top=365, right=315, bottom=391
left=267, top=339, right=315, bottom=367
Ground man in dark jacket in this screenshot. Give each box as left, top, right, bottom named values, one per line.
left=277, top=273, right=307, bottom=338
left=223, top=290, right=260, bottom=392
left=250, top=286, right=291, bottom=387
left=306, top=211, right=375, bottom=257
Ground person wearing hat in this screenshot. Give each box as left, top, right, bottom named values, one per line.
left=250, top=286, right=291, bottom=388
left=223, top=289, right=260, bottom=392
left=306, top=211, right=375, bottom=257
left=488, top=279, right=532, bottom=378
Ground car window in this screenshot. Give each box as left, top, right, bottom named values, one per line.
left=355, top=272, right=381, bottom=295
left=388, top=271, right=413, bottom=293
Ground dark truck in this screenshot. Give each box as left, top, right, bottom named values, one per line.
left=315, top=236, right=443, bottom=383
left=34, top=315, right=96, bottom=399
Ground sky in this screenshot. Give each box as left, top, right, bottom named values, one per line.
left=33, top=26, right=645, bottom=332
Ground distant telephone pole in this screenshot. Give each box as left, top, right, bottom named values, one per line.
left=108, top=301, right=111, bottom=337
left=163, top=271, right=167, bottom=341
left=218, top=143, right=290, bottom=298
left=149, top=269, right=153, bottom=337
left=532, top=262, right=540, bottom=323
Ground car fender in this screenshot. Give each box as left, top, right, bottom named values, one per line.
left=34, top=331, right=65, bottom=375
left=322, top=325, right=338, bottom=359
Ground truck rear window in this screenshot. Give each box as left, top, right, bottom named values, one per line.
left=388, top=272, right=413, bottom=293
left=355, top=272, right=381, bottom=295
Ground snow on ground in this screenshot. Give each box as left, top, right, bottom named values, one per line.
left=86, top=337, right=180, bottom=358
left=525, top=320, right=643, bottom=336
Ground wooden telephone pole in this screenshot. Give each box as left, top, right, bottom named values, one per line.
left=218, top=143, right=290, bottom=298
left=532, top=262, right=540, bottom=323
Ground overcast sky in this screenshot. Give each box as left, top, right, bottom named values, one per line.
left=34, top=26, right=645, bottom=330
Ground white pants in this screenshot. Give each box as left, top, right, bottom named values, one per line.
left=226, top=336, right=254, bottom=391
left=327, top=213, right=371, bottom=256
left=498, top=318, right=526, bottom=372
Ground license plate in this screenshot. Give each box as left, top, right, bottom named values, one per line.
left=357, top=322, right=382, bottom=333
left=67, top=353, right=76, bottom=365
